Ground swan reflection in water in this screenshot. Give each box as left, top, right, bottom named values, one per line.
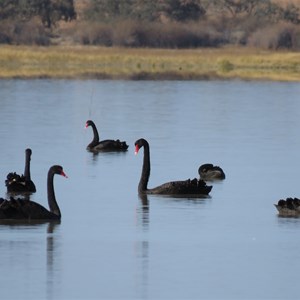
left=138, top=193, right=149, bottom=228
left=86, top=150, right=128, bottom=166
left=135, top=193, right=150, bottom=232
left=0, top=215, right=61, bottom=299
left=135, top=194, right=150, bottom=299
left=46, top=220, right=61, bottom=300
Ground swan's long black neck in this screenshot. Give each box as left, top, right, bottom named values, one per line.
left=91, top=122, right=100, bottom=144
left=139, top=141, right=151, bottom=193
left=47, top=169, right=61, bottom=218
left=24, top=150, right=31, bottom=181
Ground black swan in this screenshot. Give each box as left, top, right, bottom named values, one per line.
left=134, top=138, right=212, bottom=196
left=5, top=148, right=36, bottom=193
left=198, top=164, right=225, bottom=181
left=0, top=165, right=67, bottom=220
left=85, top=120, right=128, bottom=152
left=274, top=198, right=300, bottom=217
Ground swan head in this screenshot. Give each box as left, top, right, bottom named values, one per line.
left=52, top=165, right=68, bottom=178
left=85, top=120, right=94, bottom=129
left=134, top=138, right=148, bottom=155
left=25, top=148, right=32, bottom=156
left=198, top=164, right=214, bottom=175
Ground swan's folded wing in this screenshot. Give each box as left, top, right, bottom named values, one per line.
left=149, top=178, right=212, bottom=196
left=88, top=139, right=128, bottom=151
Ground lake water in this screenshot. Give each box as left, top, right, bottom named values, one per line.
left=0, top=79, right=300, bottom=300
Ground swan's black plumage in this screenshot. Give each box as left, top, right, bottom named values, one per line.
left=0, top=165, right=67, bottom=220
left=274, top=197, right=300, bottom=217
left=135, top=138, right=212, bottom=196
left=198, top=164, right=225, bottom=181
left=85, top=120, right=128, bottom=152
left=5, top=148, right=36, bottom=193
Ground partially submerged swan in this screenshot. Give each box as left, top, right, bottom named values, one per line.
left=274, top=198, right=300, bottom=217
left=198, top=163, right=225, bottom=181
left=134, top=138, right=212, bottom=196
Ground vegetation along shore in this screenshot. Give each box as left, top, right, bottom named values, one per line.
left=0, top=45, right=299, bottom=81
left=1, top=0, right=300, bottom=81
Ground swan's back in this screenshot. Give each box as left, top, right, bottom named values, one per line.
left=0, top=198, right=59, bottom=220
left=147, top=178, right=212, bottom=196
left=0, top=197, right=26, bottom=219
left=5, top=172, right=22, bottom=186
left=88, top=139, right=129, bottom=152
left=5, top=172, right=36, bottom=193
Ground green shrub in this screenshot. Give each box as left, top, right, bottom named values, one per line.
left=218, top=59, right=234, bottom=73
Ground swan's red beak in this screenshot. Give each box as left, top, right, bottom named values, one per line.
left=85, top=122, right=88, bottom=129
left=134, top=145, right=140, bottom=155
left=60, top=171, right=68, bottom=178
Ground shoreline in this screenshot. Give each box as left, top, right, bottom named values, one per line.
left=0, top=45, right=299, bottom=81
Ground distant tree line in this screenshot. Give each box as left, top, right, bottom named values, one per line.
left=0, top=0, right=300, bottom=49
left=84, top=0, right=206, bottom=22
left=85, top=0, right=300, bottom=24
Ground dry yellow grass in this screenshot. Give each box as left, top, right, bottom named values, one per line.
left=0, top=45, right=299, bottom=81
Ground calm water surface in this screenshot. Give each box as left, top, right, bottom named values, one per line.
left=0, top=79, right=300, bottom=300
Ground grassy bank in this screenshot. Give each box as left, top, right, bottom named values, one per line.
left=0, top=45, right=299, bottom=81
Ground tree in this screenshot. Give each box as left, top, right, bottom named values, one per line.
left=131, top=0, right=161, bottom=21
left=86, top=0, right=134, bottom=21
left=160, top=0, right=206, bottom=22
left=0, top=0, right=20, bottom=19
left=37, top=0, right=77, bottom=28
left=207, top=0, right=260, bottom=17
left=282, top=4, right=300, bottom=24
left=0, top=0, right=76, bottom=28
left=86, top=0, right=206, bottom=22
